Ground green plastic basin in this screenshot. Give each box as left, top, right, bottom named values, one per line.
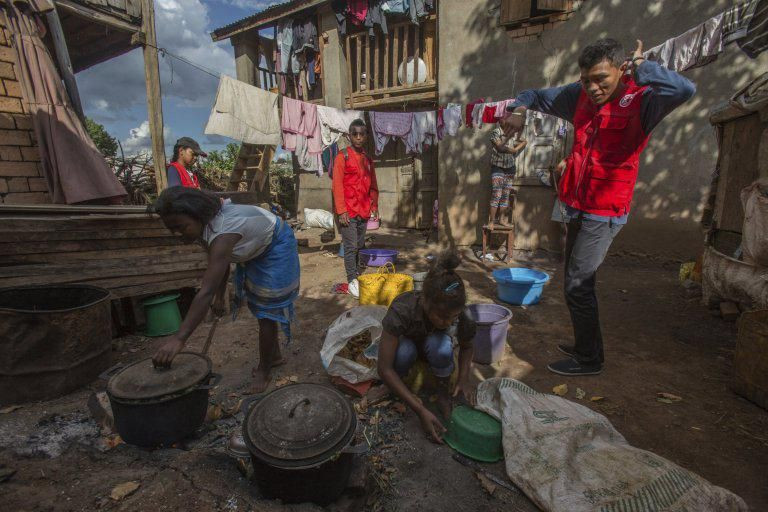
left=142, top=293, right=182, bottom=337
left=444, top=405, right=503, bottom=463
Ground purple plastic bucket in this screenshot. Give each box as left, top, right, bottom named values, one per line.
left=360, top=248, right=398, bottom=267
left=467, top=304, right=512, bottom=364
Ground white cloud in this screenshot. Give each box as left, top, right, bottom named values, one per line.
left=77, top=0, right=236, bottom=128
left=122, top=121, right=173, bottom=155
left=215, top=0, right=278, bottom=11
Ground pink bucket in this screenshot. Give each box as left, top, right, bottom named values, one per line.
left=366, top=217, right=380, bottom=230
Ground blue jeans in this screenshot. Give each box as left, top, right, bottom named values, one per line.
left=394, top=332, right=454, bottom=378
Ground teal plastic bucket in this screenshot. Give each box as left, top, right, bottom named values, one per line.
left=142, top=293, right=182, bottom=336
left=492, top=268, right=550, bottom=305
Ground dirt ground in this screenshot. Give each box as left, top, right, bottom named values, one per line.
left=1, top=227, right=767, bottom=511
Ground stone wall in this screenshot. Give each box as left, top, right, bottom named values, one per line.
left=0, top=19, right=48, bottom=205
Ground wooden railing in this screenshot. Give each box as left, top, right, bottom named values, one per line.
left=345, top=17, right=437, bottom=107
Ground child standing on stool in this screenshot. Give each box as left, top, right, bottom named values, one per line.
left=377, top=251, right=477, bottom=443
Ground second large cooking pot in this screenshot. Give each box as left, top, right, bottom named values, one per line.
left=104, top=352, right=220, bottom=447
left=243, top=383, right=364, bottom=505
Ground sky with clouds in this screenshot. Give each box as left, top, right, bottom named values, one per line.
left=76, top=0, right=278, bottom=157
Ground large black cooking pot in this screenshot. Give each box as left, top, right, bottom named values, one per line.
left=103, top=352, right=221, bottom=447
left=243, top=383, right=366, bottom=505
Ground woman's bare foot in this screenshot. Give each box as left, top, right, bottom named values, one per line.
left=251, top=364, right=272, bottom=394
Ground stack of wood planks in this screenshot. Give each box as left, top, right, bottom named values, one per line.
left=0, top=208, right=207, bottom=299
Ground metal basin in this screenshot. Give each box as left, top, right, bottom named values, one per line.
left=0, top=284, right=112, bottom=404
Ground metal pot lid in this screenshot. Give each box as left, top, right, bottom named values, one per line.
left=107, top=352, right=211, bottom=401
left=244, top=383, right=356, bottom=468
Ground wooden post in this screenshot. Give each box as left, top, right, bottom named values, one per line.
left=140, top=0, right=167, bottom=193
left=46, top=7, right=84, bottom=122
left=233, top=33, right=260, bottom=87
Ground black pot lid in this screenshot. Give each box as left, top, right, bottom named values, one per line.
left=107, top=352, right=211, bottom=401
left=244, top=383, right=356, bottom=468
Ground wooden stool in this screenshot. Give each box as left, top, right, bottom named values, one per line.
left=482, top=224, right=515, bottom=261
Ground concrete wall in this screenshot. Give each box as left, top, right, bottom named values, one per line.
left=0, top=18, right=48, bottom=205
left=438, top=0, right=768, bottom=261
left=295, top=7, right=344, bottom=218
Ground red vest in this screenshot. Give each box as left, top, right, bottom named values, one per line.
left=558, top=78, right=649, bottom=216
left=168, top=161, right=200, bottom=189
left=342, top=148, right=374, bottom=219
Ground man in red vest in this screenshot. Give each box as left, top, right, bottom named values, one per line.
left=167, top=137, right=206, bottom=189
left=501, top=39, right=695, bottom=376
left=332, top=118, right=379, bottom=298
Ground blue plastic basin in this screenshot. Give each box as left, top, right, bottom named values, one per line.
left=492, top=268, right=550, bottom=305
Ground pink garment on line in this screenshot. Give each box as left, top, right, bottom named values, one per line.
left=281, top=97, right=322, bottom=154
left=349, top=0, right=367, bottom=25
left=495, top=99, right=514, bottom=118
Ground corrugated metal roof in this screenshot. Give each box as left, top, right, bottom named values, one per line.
left=210, top=0, right=329, bottom=41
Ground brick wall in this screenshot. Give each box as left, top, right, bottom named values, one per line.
left=0, top=19, right=49, bottom=204
left=504, top=1, right=581, bottom=43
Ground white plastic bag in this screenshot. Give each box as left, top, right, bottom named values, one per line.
left=476, top=378, right=748, bottom=512
left=304, top=208, right=335, bottom=230
left=320, top=306, right=387, bottom=383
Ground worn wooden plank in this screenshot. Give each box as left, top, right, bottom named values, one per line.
left=88, top=269, right=203, bottom=289
left=0, top=258, right=207, bottom=287
left=393, top=26, right=401, bottom=87
left=424, top=19, right=435, bottom=80
left=345, top=38, right=354, bottom=105
left=0, top=228, right=174, bottom=243
left=55, top=0, right=140, bottom=32
left=110, top=277, right=203, bottom=299
left=0, top=237, right=184, bottom=256
left=374, top=36, right=380, bottom=92
left=355, top=35, right=362, bottom=93
left=2, top=244, right=201, bottom=262
left=365, top=37, right=371, bottom=92
left=347, top=90, right=439, bottom=108
left=413, top=24, right=420, bottom=84
left=402, top=26, right=409, bottom=87
left=47, top=7, right=85, bottom=121
left=0, top=215, right=163, bottom=232
left=141, top=0, right=168, bottom=192
left=383, top=31, right=390, bottom=89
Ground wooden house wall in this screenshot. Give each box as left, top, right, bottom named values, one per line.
left=0, top=213, right=207, bottom=298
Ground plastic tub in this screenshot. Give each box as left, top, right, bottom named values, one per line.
left=467, top=304, right=512, bottom=364
left=142, top=293, right=182, bottom=336
left=366, top=217, right=380, bottom=230
left=359, top=248, right=398, bottom=267
left=412, top=271, right=428, bottom=291
left=492, top=268, right=550, bottom=305
left=444, top=405, right=503, bottom=462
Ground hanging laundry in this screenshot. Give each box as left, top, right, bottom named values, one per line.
left=437, top=108, right=445, bottom=139
left=365, top=0, right=388, bottom=36
left=204, top=75, right=281, bottom=146
left=465, top=98, right=484, bottom=128
left=405, top=111, right=438, bottom=154
left=322, top=143, right=340, bottom=177
left=292, top=17, right=318, bottom=54
left=332, top=0, right=348, bottom=36
left=281, top=97, right=322, bottom=155
left=471, top=102, right=485, bottom=128
left=442, top=103, right=463, bottom=137
left=481, top=103, right=498, bottom=124
left=307, top=49, right=317, bottom=86
left=317, top=105, right=365, bottom=147
left=408, top=0, right=427, bottom=24
left=494, top=99, right=514, bottom=119
left=295, top=134, right=323, bottom=174
left=644, top=12, right=724, bottom=71
left=738, top=0, right=768, bottom=58
left=277, top=19, right=294, bottom=77
left=349, top=0, right=368, bottom=25
left=369, top=111, right=414, bottom=155
left=723, top=0, right=759, bottom=45
left=382, top=0, right=408, bottom=14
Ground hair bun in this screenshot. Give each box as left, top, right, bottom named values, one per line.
left=435, top=250, right=461, bottom=272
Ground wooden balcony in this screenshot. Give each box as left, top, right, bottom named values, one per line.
left=345, top=17, right=437, bottom=108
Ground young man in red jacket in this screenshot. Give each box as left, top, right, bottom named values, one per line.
left=501, top=39, right=695, bottom=376
left=332, top=119, right=379, bottom=298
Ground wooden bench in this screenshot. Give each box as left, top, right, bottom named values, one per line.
left=482, top=224, right=515, bottom=261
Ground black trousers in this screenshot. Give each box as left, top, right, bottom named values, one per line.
left=339, top=216, right=367, bottom=282
left=564, top=217, right=623, bottom=366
